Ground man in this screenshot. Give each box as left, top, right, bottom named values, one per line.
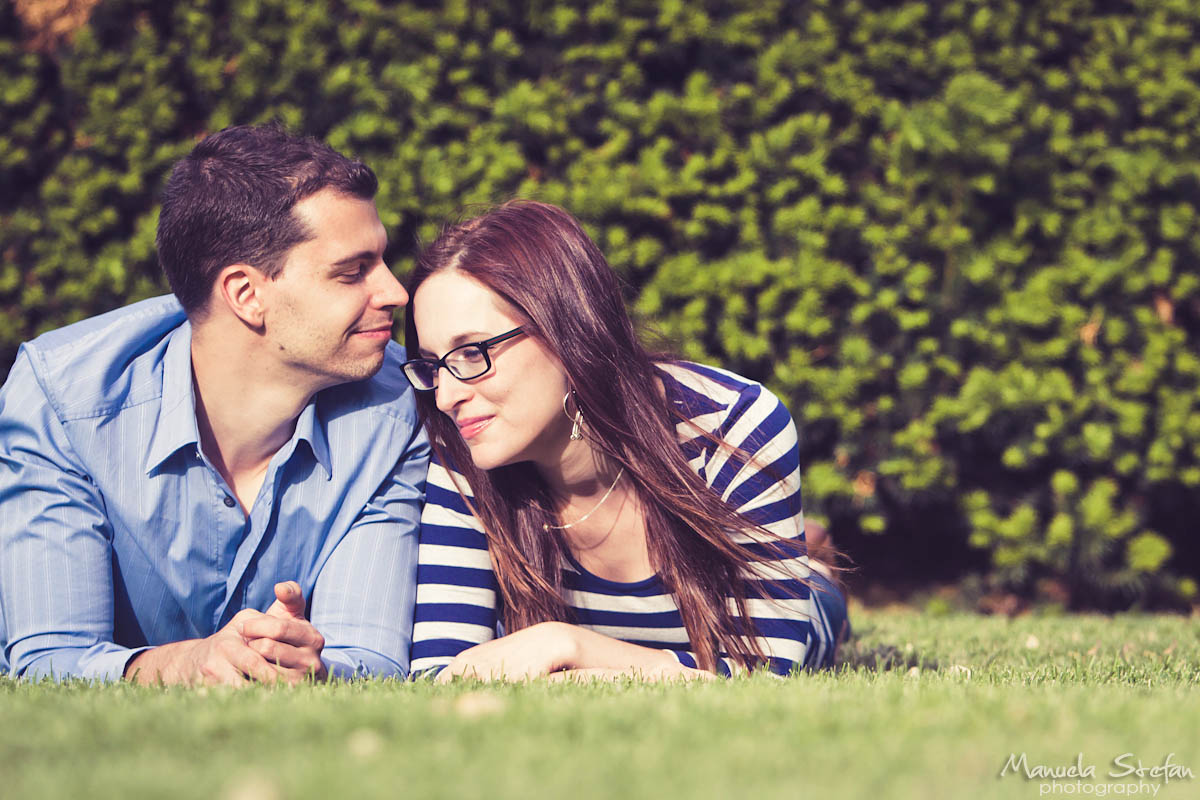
left=0, top=124, right=428, bottom=685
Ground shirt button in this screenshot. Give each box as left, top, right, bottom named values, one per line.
left=223, top=495, right=236, bottom=508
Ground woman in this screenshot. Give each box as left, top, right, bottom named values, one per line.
left=403, top=200, right=846, bottom=680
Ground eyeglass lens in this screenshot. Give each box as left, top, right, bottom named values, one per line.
left=403, top=327, right=523, bottom=391
left=405, top=345, right=490, bottom=389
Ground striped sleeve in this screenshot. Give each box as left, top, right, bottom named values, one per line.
left=660, top=583, right=835, bottom=676
left=675, top=364, right=805, bottom=543
left=409, top=457, right=499, bottom=674
left=662, top=587, right=828, bottom=677
left=664, top=649, right=738, bottom=677
left=665, top=363, right=837, bottom=674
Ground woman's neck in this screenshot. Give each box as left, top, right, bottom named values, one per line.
left=554, top=472, right=652, bottom=583
left=538, top=442, right=611, bottom=499
left=535, top=443, right=647, bottom=571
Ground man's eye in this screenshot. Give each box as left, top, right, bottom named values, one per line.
left=340, top=264, right=369, bottom=281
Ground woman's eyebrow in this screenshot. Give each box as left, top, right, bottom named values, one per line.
left=447, top=331, right=492, bottom=347
left=418, top=332, right=491, bottom=358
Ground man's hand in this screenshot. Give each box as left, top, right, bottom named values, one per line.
left=124, top=608, right=287, bottom=687
left=241, top=581, right=328, bottom=682
left=124, top=581, right=327, bottom=686
left=263, top=579, right=308, bottom=619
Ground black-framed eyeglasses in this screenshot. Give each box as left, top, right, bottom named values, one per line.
left=401, top=327, right=525, bottom=391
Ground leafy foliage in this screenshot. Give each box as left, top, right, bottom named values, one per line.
left=2, top=0, right=1198, bottom=606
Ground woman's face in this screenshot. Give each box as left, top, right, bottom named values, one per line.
left=411, top=270, right=575, bottom=470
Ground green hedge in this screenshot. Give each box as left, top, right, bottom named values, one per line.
left=2, top=0, right=1198, bottom=608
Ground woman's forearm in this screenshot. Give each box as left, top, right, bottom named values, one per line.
left=437, top=621, right=707, bottom=682
left=560, top=623, right=700, bottom=676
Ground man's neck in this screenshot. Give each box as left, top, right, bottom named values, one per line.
left=190, top=327, right=317, bottom=509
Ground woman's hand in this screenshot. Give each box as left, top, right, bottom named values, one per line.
left=546, top=665, right=714, bottom=683
left=437, top=621, right=579, bottom=683
left=436, top=621, right=715, bottom=683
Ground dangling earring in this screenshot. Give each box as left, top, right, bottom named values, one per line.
left=562, top=389, right=583, bottom=441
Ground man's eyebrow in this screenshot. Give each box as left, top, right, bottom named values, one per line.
left=330, top=250, right=381, bottom=269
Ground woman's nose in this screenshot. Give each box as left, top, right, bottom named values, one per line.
left=434, top=370, right=471, bottom=414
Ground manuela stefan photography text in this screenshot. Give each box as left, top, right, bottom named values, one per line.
left=998, top=753, right=1194, bottom=796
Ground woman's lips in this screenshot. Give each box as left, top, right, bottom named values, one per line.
left=457, top=416, right=493, bottom=440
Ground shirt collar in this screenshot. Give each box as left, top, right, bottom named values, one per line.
left=144, top=322, right=202, bottom=475
left=292, top=396, right=332, bottom=480
left=143, top=324, right=332, bottom=480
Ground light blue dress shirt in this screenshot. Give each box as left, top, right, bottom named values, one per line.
left=0, top=296, right=428, bottom=681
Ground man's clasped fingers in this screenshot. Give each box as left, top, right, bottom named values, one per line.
left=239, top=615, right=324, bottom=650
left=238, top=614, right=327, bottom=681
left=246, top=638, right=325, bottom=679
left=206, top=636, right=282, bottom=686
left=189, top=609, right=322, bottom=686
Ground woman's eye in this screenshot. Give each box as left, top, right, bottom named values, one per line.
left=458, top=349, right=487, bottom=363
left=447, top=348, right=487, bottom=367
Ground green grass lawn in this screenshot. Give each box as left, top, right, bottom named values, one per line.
left=2, top=609, right=1197, bottom=800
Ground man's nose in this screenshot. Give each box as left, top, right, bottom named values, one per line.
left=373, top=263, right=409, bottom=308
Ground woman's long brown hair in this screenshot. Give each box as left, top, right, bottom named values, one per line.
left=404, top=200, right=812, bottom=671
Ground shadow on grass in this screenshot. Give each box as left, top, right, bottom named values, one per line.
left=836, top=641, right=940, bottom=672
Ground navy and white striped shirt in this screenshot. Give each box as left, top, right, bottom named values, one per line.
left=410, top=362, right=839, bottom=676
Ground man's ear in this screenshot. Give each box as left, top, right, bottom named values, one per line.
left=216, top=263, right=268, bottom=328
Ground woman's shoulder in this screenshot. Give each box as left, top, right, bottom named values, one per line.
left=655, top=360, right=760, bottom=393
left=426, top=449, right=476, bottom=505
left=655, top=361, right=799, bottom=477
left=655, top=361, right=790, bottom=424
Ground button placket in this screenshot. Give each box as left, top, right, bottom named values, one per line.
left=200, top=453, right=248, bottom=629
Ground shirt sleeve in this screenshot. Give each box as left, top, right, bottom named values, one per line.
left=663, top=649, right=738, bottom=677
left=310, top=421, right=430, bottom=681
left=0, top=348, right=150, bottom=681
left=408, top=456, right=500, bottom=676
left=693, top=377, right=837, bottom=675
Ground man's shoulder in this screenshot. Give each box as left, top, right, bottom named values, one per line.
left=14, top=296, right=187, bottom=420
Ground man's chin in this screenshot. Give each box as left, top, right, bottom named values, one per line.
left=350, top=353, right=387, bottom=382
left=318, top=354, right=387, bottom=388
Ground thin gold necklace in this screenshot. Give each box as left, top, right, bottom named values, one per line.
left=543, top=467, right=625, bottom=532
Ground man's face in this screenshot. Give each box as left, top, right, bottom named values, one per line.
left=260, top=188, right=408, bottom=389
